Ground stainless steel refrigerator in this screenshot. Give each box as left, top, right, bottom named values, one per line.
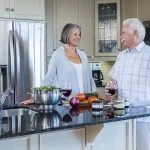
left=0, top=20, right=46, bottom=106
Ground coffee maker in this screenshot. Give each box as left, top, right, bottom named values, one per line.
left=89, top=62, right=104, bottom=87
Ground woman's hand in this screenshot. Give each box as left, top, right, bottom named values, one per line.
left=20, top=99, right=34, bottom=105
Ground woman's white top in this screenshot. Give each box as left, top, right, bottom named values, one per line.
left=70, top=61, right=84, bottom=93
left=43, top=46, right=96, bottom=97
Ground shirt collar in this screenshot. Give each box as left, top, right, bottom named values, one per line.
left=124, top=41, right=146, bottom=54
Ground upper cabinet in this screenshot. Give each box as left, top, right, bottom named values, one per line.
left=121, top=0, right=137, bottom=22
left=138, top=0, right=150, bottom=21
left=53, top=0, right=94, bottom=56
left=78, top=0, right=94, bottom=56
left=0, top=0, right=45, bottom=20
left=95, top=0, right=121, bottom=57
left=0, top=0, right=9, bottom=18
left=121, top=0, right=150, bottom=22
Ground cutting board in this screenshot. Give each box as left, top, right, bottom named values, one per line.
left=79, top=100, right=89, bottom=106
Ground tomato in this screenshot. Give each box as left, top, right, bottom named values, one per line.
left=88, top=96, right=98, bottom=105
left=76, top=94, right=86, bottom=102
left=78, top=106, right=86, bottom=113
left=88, top=105, right=92, bottom=112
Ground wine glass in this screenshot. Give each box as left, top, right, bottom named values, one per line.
left=61, top=81, right=72, bottom=104
left=62, top=107, right=72, bottom=125
left=105, top=80, right=117, bottom=105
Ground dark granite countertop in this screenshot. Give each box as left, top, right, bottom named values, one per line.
left=0, top=104, right=150, bottom=139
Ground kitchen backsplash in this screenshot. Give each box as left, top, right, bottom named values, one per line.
left=100, top=61, right=115, bottom=82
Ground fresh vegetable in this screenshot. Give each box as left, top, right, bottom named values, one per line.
left=88, top=96, right=98, bottom=105
left=88, top=105, right=92, bottom=112
left=76, top=94, right=86, bottom=102
left=35, top=85, right=57, bottom=91
left=69, top=107, right=80, bottom=117
left=78, top=106, right=86, bottom=113
left=84, top=93, right=98, bottom=99
left=69, top=97, right=80, bottom=107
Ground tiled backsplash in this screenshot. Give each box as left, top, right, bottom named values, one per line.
left=100, top=61, right=115, bottom=82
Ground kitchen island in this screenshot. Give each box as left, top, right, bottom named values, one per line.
left=0, top=104, right=150, bottom=150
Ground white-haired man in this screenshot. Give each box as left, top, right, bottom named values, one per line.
left=108, top=18, right=150, bottom=150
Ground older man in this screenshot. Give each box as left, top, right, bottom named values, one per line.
left=108, top=18, right=150, bottom=150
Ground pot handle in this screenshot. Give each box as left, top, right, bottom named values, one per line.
left=27, top=92, right=33, bottom=95
left=27, top=92, right=33, bottom=99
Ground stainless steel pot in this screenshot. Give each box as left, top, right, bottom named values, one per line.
left=32, top=110, right=62, bottom=130
left=32, top=88, right=61, bottom=105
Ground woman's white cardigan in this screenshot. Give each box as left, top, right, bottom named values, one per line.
left=43, top=46, right=96, bottom=96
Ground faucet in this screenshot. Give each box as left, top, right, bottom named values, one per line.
left=1, top=88, right=14, bottom=105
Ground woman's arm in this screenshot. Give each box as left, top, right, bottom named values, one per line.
left=43, top=51, right=58, bottom=86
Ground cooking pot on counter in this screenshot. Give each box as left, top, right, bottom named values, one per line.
left=31, top=88, right=62, bottom=106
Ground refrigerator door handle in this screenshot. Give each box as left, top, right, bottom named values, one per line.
left=8, top=30, right=15, bottom=89
left=14, top=31, right=20, bottom=78
left=14, top=31, right=21, bottom=101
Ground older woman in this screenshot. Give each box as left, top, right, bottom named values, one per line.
left=20, top=23, right=96, bottom=105
left=43, top=23, right=96, bottom=96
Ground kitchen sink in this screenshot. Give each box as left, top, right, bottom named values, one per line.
left=1, top=108, right=37, bottom=117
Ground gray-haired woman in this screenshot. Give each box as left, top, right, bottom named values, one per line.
left=43, top=23, right=96, bottom=97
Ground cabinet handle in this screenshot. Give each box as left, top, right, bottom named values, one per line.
left=5, top=8, right=10, bottom=11
left=10, top=8, right=15, bottom=11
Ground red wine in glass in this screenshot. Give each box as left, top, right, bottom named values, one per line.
left=108, top=88, right=116, bottom=96
left=61, top=89, right=72, bottom=97
left=106, top=80, right=117, bottom=105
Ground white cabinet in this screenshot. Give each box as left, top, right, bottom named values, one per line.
left=40, top=128, right=85, bottom=150
left=85, top=120, right=136, bottom=150
left=0, top=136, right=29, bottom=150
left=0, top=0, right=9, bottom=18
left=53, top=0, right=94, bottom=56
left=0, top=0, right=45, bottom=20
left=95, top=0, right=120, bottom=56
left=0, top=134, right=40, bottom=150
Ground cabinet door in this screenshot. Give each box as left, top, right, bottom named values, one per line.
left=121, top=0, right=137, bottom=21
left=120, top=0, right=137, bottom=50
left=56, top=0, right=78, bottom=48
left=85, top=121, right=133, bottom=150
left=0, top=0, right=9, bottom=18
left=0, top=21, right=12, bottom=65
left=40, top=128, right=85, bottom=150
left=79, top=0, right=94, bottom=56
left=138, top=0, right=150, bottom=21
left=0, top=136, right=29, bottom=150
left=9, top=0, right=45, bottom=20
left=95, top=0, right=120, bottom=56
